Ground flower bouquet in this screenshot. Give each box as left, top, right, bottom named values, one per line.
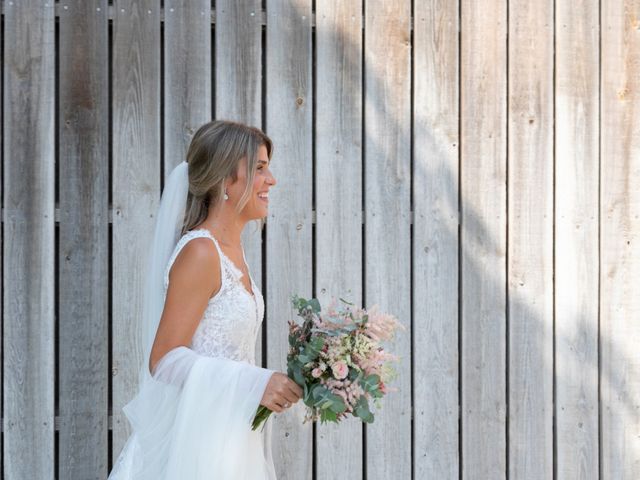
left=251, top=295, right=404, bottom=431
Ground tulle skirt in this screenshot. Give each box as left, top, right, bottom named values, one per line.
left=108, top=346, right=277, bottom=479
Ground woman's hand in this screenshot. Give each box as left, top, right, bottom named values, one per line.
left=260, top=372, right=303, bottom=412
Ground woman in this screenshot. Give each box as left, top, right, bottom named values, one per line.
left=108, top=120, right=302, bottom=479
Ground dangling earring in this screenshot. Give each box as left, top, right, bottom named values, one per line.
left=224, top=189, right=229, bottom=201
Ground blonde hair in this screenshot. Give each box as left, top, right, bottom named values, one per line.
left=181, top=120, right=273, bottom=236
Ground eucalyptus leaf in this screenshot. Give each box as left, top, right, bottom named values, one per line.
left=354, top=396, right=374, bottom=423
left=320, top=408, right=337, bottom=423
left=308, top=298, right=321, bottom=313
left=329, top=397, right=347, bottom=414
left=360, top=373, right=381, bottom=393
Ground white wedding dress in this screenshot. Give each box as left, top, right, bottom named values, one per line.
left=108, top=229, right=277, bottom=479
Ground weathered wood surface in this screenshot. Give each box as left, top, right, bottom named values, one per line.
left=265, top=1, right=314, bottom=478
left=112, top=0, right=161, bottom=459
left=460, top=0, right=508, bottom=477
left=58, top=1, right=110, bottom=478
left=364, top=1, right=412, bottom=479
left=0, top=2, right=638, bottom=478
left=413, top=0, right=460, bottom=478
left=600, top=0, right=640, bottom=478
left=555, top=0, right=601, bottom=478
left=315, top=1, right=364, bottom=478
left=163, top=0, right=211, bottom=177
left=3, top=1, right=55, bottom=478
left=507, top=0, right=554, bottom=478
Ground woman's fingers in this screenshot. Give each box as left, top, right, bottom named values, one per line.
left=287, top=379, right=303, bottom=399
left=279, top=388, right=298, bottom=405
left=287, top=382, right=303, bottom=403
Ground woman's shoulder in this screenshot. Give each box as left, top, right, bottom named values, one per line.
left=174, top=231, right=220, bottom=269
left=164, top=231, right=221, bottom=289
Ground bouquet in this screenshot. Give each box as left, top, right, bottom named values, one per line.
left=251, top=295, right=404, bottom=431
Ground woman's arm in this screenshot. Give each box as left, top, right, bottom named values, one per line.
left=148, top=235, right=302, bottom=411
left=149, top=237, right=221, bottom=375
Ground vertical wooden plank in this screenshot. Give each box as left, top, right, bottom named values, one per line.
left=600, top=0, right=640, bottom=477
left=460, top=0, right=507, bottom=477
left=555, top=0, right=600, bottom=478
left=215, top=0, right=262, bottom=124
left=3, top=1, right=55, bottom=478
left=265, top=1, right=313, bottom=478
left=315, top=2, right=363, bottom=479
left=364, top=1, right=412, bottom=479
left=0, top=13, right=3, bottom=477
left=215, top=0, right=265, bottom=366
left=508, top=0, right=554, bottom=478
left=164, top=0, right=211, bottom=176
left=112, top=0, right=161, bottom=459
left=413, top=0, right=460, bottom=478
left=58, top=1, right=109, bottom=477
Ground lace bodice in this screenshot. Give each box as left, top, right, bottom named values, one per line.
left=163, top=229, right=264, bottom=364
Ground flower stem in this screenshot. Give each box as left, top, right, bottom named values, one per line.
left=251, top=405, right=273, bottom=431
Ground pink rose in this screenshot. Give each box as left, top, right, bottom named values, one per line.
left=311, top=367, right=323, bottom=378
left=331, top=361, right=349, bottom=380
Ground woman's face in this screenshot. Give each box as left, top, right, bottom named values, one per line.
left=228, top=144, right=276, bottom=220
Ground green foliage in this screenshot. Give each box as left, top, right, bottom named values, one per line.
left=288, top=360, right=306, bottom=386
left=309, top=384, right=346, bottom=415
left=360, top=373, right=380, bottom=392
left=354, top=395, right=374, bottom=423
left=291, top=295, right=322, bottom=315
left=296, top=335, right=325, bottom=364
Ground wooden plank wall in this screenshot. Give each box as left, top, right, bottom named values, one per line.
left=112, top=0, right=161, bottom=460
left=555, top=0, right=600, bottom=478
left=266, top=2, right=313, bottom=477
left=58, top=1, right=109, bottom=478
left=600, top=0, right=640, bottom=478
left=460, top=0, right=507, bottom=477
left=364, top=1, right=412, bottom=479
left=3, top=1, right=55, bottom=479
left=315, top=2, right=363, bottom=478
left=1, top=1, right=639, bottom=479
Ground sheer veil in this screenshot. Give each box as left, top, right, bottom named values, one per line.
left=139, top=160, right=189, bottom=384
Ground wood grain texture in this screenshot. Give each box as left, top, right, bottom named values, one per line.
left=460, top=0, right=508, bottom=477
left=0, top=1, right=639, bottom=477
left=413, top=0, right=460, bottom=478
left=111, top=0, right=161, bottom=460
left=555, top=0, right=600, bottom=478
left=58, top=2, right=109, bottom=477
left=600, top=0, right=640, bottom=478
left=164, top=0, right=211, bottom=177
left=315, top=1, right=364, bottom=478
left=364, top=1, right=412, bottom=479
left=507, top=0, right=554, bottom=478
left=214, top=0, right=265, bottom=366
left=3, top=1, right=55, bottom=478
left=265, top=1, right=313, bottom=478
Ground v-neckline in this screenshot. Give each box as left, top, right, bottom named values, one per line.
left=193, top=228, right=256, bottom=300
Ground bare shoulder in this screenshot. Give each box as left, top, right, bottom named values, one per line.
left=149, top=236, right=222, bottom=374
left=168, top=237, right=221, bottom=296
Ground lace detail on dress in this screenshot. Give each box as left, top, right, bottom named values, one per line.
left=163, top=229, right=264, bottom=364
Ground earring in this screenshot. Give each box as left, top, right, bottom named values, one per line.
left=224, top=189, right=229, bottom=201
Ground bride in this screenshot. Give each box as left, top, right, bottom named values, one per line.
left=108, top=120, right=302, bottom=479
